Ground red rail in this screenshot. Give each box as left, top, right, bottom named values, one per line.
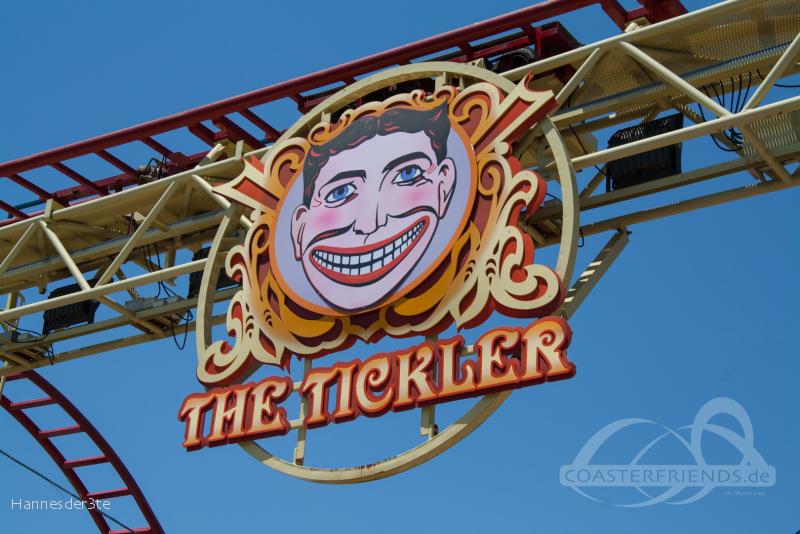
left=0, top=0, right=685, bottom=226
left=1, top=371, right=164, bottom=533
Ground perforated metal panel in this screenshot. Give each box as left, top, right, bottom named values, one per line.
left=742, top=110, right=800, bottom=163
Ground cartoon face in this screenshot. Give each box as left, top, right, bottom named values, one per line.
left=290, top=129, right=457, bottom=311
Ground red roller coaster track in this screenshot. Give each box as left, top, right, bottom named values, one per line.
left=1, top=371, right=164, bottom=534
left=0, top=0, right=685, bottom=227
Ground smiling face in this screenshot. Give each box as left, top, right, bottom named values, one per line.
left=290, top=119, right=457, bottom=311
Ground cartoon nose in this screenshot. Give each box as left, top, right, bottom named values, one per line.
left=353, top=199, right=388, bottom=235
left=353, top=207, right=377, bottom=235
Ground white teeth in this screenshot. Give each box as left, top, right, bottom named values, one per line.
left=315, top=221, right=425, bottom=276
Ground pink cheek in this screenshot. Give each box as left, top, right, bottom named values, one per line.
left=403, top=186, right=437, bottom=208
left=308, top=208, right=350, bottom=232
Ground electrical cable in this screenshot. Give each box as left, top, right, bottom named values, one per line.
left=698, top=84, right=742, bottom=152
left=115, top=236, right=191, bottom=350
left=567, top=124, right=607, bottom=179
left=733, top=75, right=743, bottom=116
left=565, top=94, right=609, bottom=190
left=148, top=242, right=193, bottom=351
left=544, top=192, right=584, bottom=248
left=2, top=321, right=54, bottom=365
left=0, top=447, right=135, bottom=533
left=708, top=81, right=743, bottom=147
left=136, top=156, right=168, bottom=186
left=756, top=69, right=800, bottom=88
left=697, top=72, right=757, bottom=153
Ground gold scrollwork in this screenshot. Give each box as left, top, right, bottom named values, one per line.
left=197, top=78, right=561, bottom=386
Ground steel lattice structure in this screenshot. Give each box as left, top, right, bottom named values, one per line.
left=1, top=0, right=798, bottom=485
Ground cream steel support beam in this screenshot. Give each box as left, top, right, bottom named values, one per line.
left=0, top=352, right=32, bottom=369
left=560, top=230, right=629, bottom=319
left=672, top=102, right=767, bottom=183
left=572, top=177, right=799, bottom=243
left=744, top=31, right=800, bottom=111
left=0, top=313, right=227, bottom=377
left=39, top=221, right=91, bottom=291
left=95, top=298, right=166, bottom=337
left=420, top=335, right=438, bottom=440
left=738, top=125, right=793, bottom=183
left=617, top=41, right=794, bottom=183
left=293, top=358, right=313, bottom=466
left=0, top=288, right=237, bottom=358
left=39, top=221, right=167, bottom=336
left=0, top=260, right=206, bottom=324
left=0, top=144, right=262, bottom=265
left=554, top=48, right=605, bottom=113
left=0, top=211, right=222, bottom=292
left=504, top=0, right=764, bottom=81
left=191, top=175, right=252, bottom=230
left=95, top=180, right=179, bottom=287
left=568, top=95, right=800, bottom=170
left=0, top=224, right=38, bottom=281
left=616, top=41, right=730, bottom=117
left=579, top=167, right=608, bottom=199
left=555, top=149, right=799, bottom=219
left=0, top=293, right=30, bottom=378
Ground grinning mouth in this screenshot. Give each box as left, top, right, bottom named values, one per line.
left=309, top=218, right=429, bottom=286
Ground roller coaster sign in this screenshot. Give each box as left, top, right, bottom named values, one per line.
left=179, top=69, right=576, bottom=454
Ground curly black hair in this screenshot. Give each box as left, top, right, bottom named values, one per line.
left=301, top=103, right=451, bottom=207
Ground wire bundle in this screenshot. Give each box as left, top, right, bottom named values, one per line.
left=144, top=242, right=193, bottom=351
left=1, top=320, right=54, bottom=365
left=698, top=73, right=754, bottom=152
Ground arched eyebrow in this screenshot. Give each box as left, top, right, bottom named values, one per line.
left=381, top=152, right=431, bottom=174
left=320, top=170, right=366, bottom=191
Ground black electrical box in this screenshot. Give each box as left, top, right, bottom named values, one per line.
left=42, top=281, right=101, bottom=334
left=606, top=113, right=683, bottom=191
left=187, top=247, right=239, bottom=299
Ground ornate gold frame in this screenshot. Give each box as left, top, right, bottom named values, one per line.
left=194, top=62, right=579, bottom=482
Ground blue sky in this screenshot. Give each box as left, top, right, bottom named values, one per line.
left=1, top=1, right=798, bottom=532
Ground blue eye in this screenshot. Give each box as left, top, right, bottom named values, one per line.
left=324, top=183, right=356, bottom=204
left=392, top=165, right=424, bottom=185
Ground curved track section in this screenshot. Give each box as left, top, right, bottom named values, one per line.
left=1, top=371, right=164, bottom=534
